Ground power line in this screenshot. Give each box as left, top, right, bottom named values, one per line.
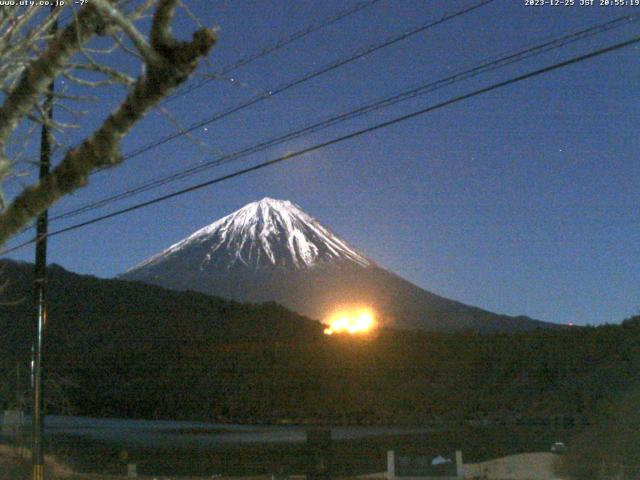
left=50, top=13, right=639, bottom=223
left=2, top=33, right=638, bottom=257
left=41, top=1, right=384, bottom=168
left=99, top=0, right=495, bottom=170
left=25, top=0, right=491, bottom=200
left=165, top=0, right=385, bottom=104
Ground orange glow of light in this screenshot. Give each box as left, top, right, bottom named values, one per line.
left=324, top=308, right=377, bottom=335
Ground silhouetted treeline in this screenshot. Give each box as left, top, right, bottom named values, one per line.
left=0, top=260, right=638, bottom=426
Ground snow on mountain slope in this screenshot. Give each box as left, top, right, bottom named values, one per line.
left=123, top=197, right=558, bottom=333
left=129, top=198, right=371, bottom=273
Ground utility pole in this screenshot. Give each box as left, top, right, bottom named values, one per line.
left=32, top=7, right=57, bottom=480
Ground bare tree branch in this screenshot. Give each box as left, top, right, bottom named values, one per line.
left=0, top=1, right=216, bottom=246
left=91, top=0, right=162, bottom=65
left=0, top=6, right=105, bottom=168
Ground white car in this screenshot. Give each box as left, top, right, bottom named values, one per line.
left=551, top=442, right=567, bottom=454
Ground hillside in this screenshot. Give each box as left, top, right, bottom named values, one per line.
left=0, top=259, right=324, bottom=418
left=0, top=260, right=638, bottom=424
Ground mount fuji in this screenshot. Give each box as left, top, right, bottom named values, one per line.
left=122, top=198, right=556, bottom=332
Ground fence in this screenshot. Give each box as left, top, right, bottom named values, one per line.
left=387, top=450, right=463, bottom=480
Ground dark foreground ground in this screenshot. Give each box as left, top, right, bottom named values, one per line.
left=14, top=424, right=573, bottom=478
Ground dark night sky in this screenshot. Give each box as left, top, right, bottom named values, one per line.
left=3, top=0, right=639, bottom=326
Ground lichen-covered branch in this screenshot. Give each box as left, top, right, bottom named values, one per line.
left=0, top=2, right=216, bottom=246
left=0, top=6, right=103, bottom=154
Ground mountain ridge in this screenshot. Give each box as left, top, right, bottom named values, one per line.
left=123, top=197, right=559, bottom=333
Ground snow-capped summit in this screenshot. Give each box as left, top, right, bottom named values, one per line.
left=129, top=197, right=371, bottom=273
left=123, top=198, right=556, bottom=333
